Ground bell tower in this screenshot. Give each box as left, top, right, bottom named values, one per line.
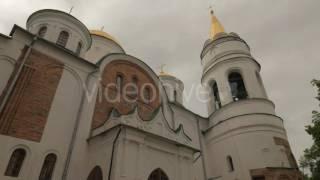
left=202, top=9, right=268, bottom=115
left=201, top=9, right=302, bottom=180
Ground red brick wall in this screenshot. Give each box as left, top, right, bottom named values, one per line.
left=0, top=48, right=64, bottom=142
left=251, top=168, right=302, bottom=180
left=92, top=60, right=161, bottom=129
left=273, top=137, right=299, bottom=169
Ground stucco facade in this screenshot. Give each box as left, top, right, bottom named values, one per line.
left=0, top=9, right=301, bottom=180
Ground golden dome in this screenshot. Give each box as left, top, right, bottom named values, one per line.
left=90, top=30, right=120, bottom=45
left=159, top=71, right=174, bottom=77
left=158, top=64, right=174, bottom=77
left=210, top=10, right=225, bottom=39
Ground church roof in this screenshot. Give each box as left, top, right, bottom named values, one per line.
left=158, top=71, right=175, bottom=78
left=26, top=9, right=92, bottom=50
left=210, top=9, right=225, bottom=39
left=90, top=30, right=121, bottom=46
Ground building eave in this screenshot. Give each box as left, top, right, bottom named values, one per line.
left=169, top=102, right=208, bottom=120
left=88, top=124, right=200, bottom=153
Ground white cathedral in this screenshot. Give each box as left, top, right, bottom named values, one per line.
left=0, top=9, right=302, bottom=180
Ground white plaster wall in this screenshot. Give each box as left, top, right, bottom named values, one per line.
left=63, top=68, right=102, bottom=179
left=172, top=107, right=207, bottom=180
left=193, top=155, right=205, bottom=180
left=204, top=114, right=290, bottom=180
left=79, top=128, right=119, bottom=180
left=112, top=128, right=195, bottom=180
left=160, top=76, right=184, bottom=105
left=0, top=57, right=15, bottom=94
left=171, top=106, right=200, bottom=148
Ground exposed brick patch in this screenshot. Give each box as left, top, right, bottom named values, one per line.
left=250, top=167, right=302, bottom=180
left=92, top=60, right=161, bottom=129
left=0, top=48, right=64, bottom=142
left=273, top=137, right=299, bottom=169
left=0, top=47, right=28, bottom=104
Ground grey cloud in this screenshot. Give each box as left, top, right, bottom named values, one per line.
left=0, top=0, right=319, bottom=162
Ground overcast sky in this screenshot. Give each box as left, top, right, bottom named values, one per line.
left=0, top=0, right=319, bottom=162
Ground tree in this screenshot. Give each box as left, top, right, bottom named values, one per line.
left=300, top=79, right=320, bottom=179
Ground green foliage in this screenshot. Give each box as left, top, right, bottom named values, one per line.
left=300, top=79, right=320, bottom=179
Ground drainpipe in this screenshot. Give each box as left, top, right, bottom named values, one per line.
left=196, top=117, right=208, bottom=180
left=61, top=70, right=96, bottom=180
left=0, top=36, right=38, bottom=114
left=108, top=127, right=122, bottom=180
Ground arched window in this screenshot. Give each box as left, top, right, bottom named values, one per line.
left=56, top=31, right=69, bottom=47
left=252, top=176, right=265, bottom=180
left=76, top=41, right=82, bottom=55
left=116, top=74, right=124, bottom=93
left=5, top=148, right=26, bottom=177
left=87, top=166, right=103, bottom=180
left=144, top=87, right=151, bottom=103
left=39, top=153, right=57, bottom=180
left=227, top=156, right=234, bottom=172
left=228, top=72, right=248, bottom=101
left=38, top=26, right=47, bottom=38
left=255, top=71, right=267, bottom=97
left=148, top=168, right=169, bottom=180
left=212, top=81, right=221, bottom=109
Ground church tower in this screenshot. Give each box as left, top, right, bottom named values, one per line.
left=201, top=9, right=302, bottom=180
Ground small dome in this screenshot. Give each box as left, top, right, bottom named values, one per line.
left=90, top=30, right=120, bottom=46
left=159, top=71, right=184, bottom=105
left=85, top=30, right=125, bottom=63
left=26, top=9, right=92, bottom=55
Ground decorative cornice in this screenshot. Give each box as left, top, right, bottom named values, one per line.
left=90, top=105, right=194, bottom=147
left=203, top=112, right=284, bottom=134
left=201, top=33, right=250, bottom=59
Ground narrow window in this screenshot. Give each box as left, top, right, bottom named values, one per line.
left=76, top=41, right=82, bottom=55
left=173, top=90, right=177, bottom=101
left=144, top=87, right=151, bottom=103
left=132, top=76, right=138, bottom=97
left=227, top=156, right=234, bottom=172
left=39, top=153, right=57, bottom=180
left=132, top=76, right=138, bottom=86
left=212, top=81, right=221, bottom=109
left=5, top=148, right=26, bottom=177
left=228, top=72, right=248, bottom=101
left=116, top=74, right=124, bottom=93
left=56, top=31, right=69, bottom=47
left=38, top=26, right=47, bottom=38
